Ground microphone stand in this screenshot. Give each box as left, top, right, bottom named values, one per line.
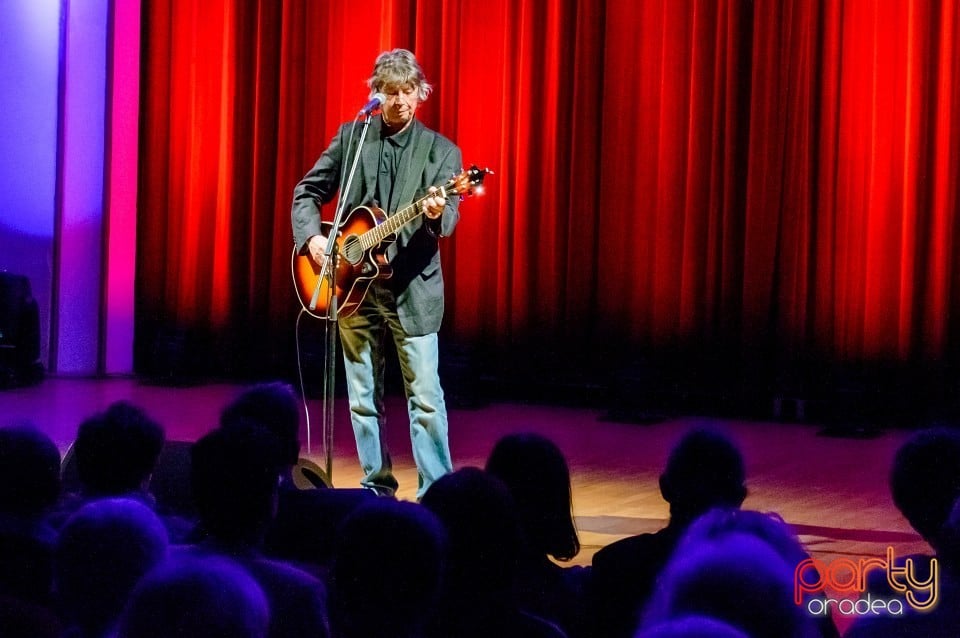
left=315, top=111, right=376, bottom=487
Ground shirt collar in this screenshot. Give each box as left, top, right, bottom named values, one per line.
left=381, top=117, right=415, bottom=148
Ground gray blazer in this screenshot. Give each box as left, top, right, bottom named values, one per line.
left=292, top=118, right=462, bottom=335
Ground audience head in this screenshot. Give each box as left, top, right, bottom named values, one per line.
left=0, top=426, right=61, bottom=605
left=420, top=467, right=522, bottom=597
left=675, top=508, right=812, bottom=569
left=636, top=615, right=749, bottom=638
left=115, top=556, right=269, bottom=638
left=54, top=497, right=169, bottom=637
left=659, top=429, right=747, bottom=523
left=220, top=381, right=301, bottom=469
left=937, top=494, right=960, bottom=571
left=0, top=423, right=61, bottom=517
left=641, top=508, right=818, bottom=638
left=485, top=432, right=580, bottom=561
left=190, top=423, right=283, bottom=545
left=74, top=401, right=165, bottom=496
left=890, top=427, right=960, bottom=549
left=330, top=499, right=446, bottom=638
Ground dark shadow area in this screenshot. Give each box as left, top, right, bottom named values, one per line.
left=131, top=320, right=960, bottom=433
left=0, top=272, right=44, bottom=389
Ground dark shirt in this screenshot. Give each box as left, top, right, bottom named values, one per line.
left=590, top=523, right=684, bottom=638
left=263, top=483, right=375, bottom=573
left=0, top=513, right=58, bottom=604
left=377, top=119, right=414, bottom=212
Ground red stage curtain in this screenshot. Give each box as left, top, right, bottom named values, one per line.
left=137, top=0, right=960, bottom=382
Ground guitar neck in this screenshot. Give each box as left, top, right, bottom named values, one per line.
left=360, top=185, right=449, bottom=250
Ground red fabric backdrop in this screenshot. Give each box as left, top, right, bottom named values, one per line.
left=136, top=0, right=960, bottom=390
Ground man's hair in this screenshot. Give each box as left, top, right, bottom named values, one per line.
left=642, top=518, right=811, bottom=638
left=117, top=556, right=269, bottom=638
left=330, top=499, right=446, bottom=637
left=367, top=48, right=432, bottom=101
left=190, top=423, right=283, bottom=543
left=486, top=432, right=580, bottom=561
left=890, top=427, right=960, bottom=546
left=74, top=401, right=165, bottom=495
left=55, top=498, right=169, bottom=635
left=220, top=381, right=301, bottom=467
left=420, top=467, right=522, bottom=595
left=0, top=424, right=61, bottom=515
left=660, top=429, right=747, bottom=516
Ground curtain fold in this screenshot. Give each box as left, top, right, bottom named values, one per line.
left=136, top=0, right=960, bottom=389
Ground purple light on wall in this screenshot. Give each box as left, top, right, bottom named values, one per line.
left=54, top=0, right=109, bottom=374
left=1, top=0, right=136, bottom=376
left=0, top=0, right=62, bottom=368
left=0, top=0, right=60, bottom=238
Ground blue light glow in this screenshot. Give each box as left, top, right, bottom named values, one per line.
left=0, top=0, right=61, bottom=239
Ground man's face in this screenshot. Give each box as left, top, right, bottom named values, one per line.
left=381, top=83, right=420, bottom=129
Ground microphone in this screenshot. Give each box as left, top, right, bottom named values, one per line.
left=358, top=93, right=386, bottom=117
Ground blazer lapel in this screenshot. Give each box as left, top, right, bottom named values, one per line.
left=392, top=121, right=434, bottom=213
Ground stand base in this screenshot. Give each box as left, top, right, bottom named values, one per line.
left=292, top=457, right=332, bottom=489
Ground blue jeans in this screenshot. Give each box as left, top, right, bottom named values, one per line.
left=338, top=284, right=452, bottom=498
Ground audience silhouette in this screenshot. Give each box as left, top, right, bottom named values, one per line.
left=51, top=400, right=192, bottom=541
left=645, top=508, right=839, bottom=638
left=590, top=428, right=747, bottom=638
left=889, top=427, right=960, bottom=555
left=329, top=498, right=447, bottom=638
left=71, top=402, right=164, bottom=498
left=220, top=382, right=303, bottom=479
left=54, top=497, right=169, bottom=638
left=0, top=423, right=64, bottom=636
left=0, top=424, right=61, bottom=605
left=844, top=427, right=960, bottom=638
left=638, top=508, right=826, bottom=638
left=3, top=386, right=957, bottom=637
left=219, top=381, right=375, bottom=573
left=114, top=555, right=270, bottom=638
left=636, top=615, right=750, bottom=638
left=486, top=432, right=590, bottom=637
left=182, top=422, right=330, bottom=638
left=420, top=467, right=568, bottom=638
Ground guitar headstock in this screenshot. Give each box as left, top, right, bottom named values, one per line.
left=446, top=165, right=493, bottom=200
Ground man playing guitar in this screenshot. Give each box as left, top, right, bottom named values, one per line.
left=291, top=48, right=460, bottom=499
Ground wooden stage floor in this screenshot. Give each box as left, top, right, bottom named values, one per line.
left=0, top=376, right=928, bottom=571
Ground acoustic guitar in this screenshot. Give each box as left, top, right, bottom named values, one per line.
left=292, top=165, right=491, bottom=319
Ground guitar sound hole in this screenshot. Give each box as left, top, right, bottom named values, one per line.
left=341, top=236, right=363, bottom=264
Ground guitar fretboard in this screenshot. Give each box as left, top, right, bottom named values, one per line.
left=359, top=185, right=450, bottom=250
